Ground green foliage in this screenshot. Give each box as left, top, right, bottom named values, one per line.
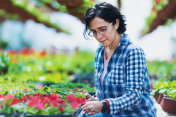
left=147, top=60, right=176, bottom=80
left=0, top=49, right=95, bottom=115
left=141, top=0, right=171, bottom=35
left=152, top=79, right=176, bottom=99
left=0, top=10, right=19, bottom=20
left=11, top=0, right=71, bottom=34
left=0, top=39, right=8, bottom=49
left=153, top=0, right=169, bottom=11
left=0, top=84, right=86, bottom=115
left=0, top=53, right=11, bottom=75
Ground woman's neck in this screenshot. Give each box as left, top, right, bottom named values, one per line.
left=106, top=33, right=122, bottom=52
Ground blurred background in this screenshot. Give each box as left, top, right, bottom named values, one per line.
left=0, top=0, right=176, bottom=116
left=0, top=0, right=176, bottom=61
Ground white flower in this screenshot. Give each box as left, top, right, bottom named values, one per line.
left=39, top=76, right=45, bottom=81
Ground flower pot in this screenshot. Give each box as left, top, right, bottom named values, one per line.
left=160, top=96, right=176, bottom=114
left=157, top=93, right=163, bottom=104
left=153, top=91, right=159, bottom=101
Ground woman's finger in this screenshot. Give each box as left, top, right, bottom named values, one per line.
left=85, top=93, right=92, bottom=99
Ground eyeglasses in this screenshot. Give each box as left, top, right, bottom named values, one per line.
left=88, top=23, right=113, bottom=37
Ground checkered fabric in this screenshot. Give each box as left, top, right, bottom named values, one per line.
left=95, top=34, right=157, bottom=117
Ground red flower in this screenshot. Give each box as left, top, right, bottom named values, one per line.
left=29, top=47, right=35, bottom=54
left=21, top=47, right=29, bottom=55
left=67, top=94, right=86, bottom=109
left=70, top=102, right=79, bottom=109
left=34, top=99, right=46, bottom=110
left=27, top=97, right=36, bottom=107
left=58, top=106, right=64, bottom=112
left=0, top=94, right=3, bottom=98
left=34, top=93, right=43, bottom=98
left=1, top=94, right=20, bottom=106
left=40, top=50, right=46, bottom=57
left=73, top=89, right=78, bottom=93
left=81, top=90, right=87, bottom=94
left=9, top=50, right=17, bottom=56
left=155, top=0, right=160, bottom=4
left=3, top=94, right=15, bottom=104
left=77, top=97, right=86, bottom=105
left=48, top=93, right=60, bottom=107
left=67, top=94, right=76, bottom=102
left=21, top=94, right=32, bottom=103
left=10, top=98, right=20, bottom=106
left=23, top=88, right=27, bottom=91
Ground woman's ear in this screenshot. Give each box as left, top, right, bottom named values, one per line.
left=114, top=19, right=120, bottom=30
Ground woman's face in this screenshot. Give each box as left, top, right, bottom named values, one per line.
left=89, top=17, right=118, bottom=47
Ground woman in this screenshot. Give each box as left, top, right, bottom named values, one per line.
left=81, top=2, right=157, bottom=117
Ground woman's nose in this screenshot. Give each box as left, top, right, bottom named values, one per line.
left=96, top=32, right=103, bottom=39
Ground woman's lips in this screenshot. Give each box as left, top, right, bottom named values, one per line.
left=101, top=40, right=106, bottom=43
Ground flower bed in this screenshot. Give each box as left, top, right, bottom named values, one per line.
left=0, top=85, right=86, bottom=116
left=0, top=48, right=96, bottom=116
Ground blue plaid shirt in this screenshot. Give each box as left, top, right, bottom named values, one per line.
left=95, top=34, right=156, bottom=117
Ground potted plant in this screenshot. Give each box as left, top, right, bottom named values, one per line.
left=160, top=85, right=176, bottom=114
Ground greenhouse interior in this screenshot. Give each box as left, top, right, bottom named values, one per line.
left=0, top=0, right=176, bottom=117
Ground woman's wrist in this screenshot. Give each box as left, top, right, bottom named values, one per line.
left=101, top=100, right=110, bottom=113
left=104, top=99, right=110, bottom=110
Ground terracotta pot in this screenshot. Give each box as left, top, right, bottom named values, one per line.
left=157, top=93, right=163, bottom=104
left=153, top=91, right=159, bottom=101
left=160, top=96, right=176, bottom=114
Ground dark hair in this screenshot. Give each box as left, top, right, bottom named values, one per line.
left=83, top=2, right=126, bottom=39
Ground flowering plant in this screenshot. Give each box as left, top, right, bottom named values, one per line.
left=0, top=87, right=86, bottom=115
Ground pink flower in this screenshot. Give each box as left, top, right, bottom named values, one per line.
left=36, top=84, right=43, bottom=89
left=29, top=47, right=35, bottom=54
left=0, top=94, right=3, bottom=98
left=21, top=95, right=32, bottom=103
left=27, top=97, right=35, bottom=107
left=73, top=89, right=78, bottom=93
left=70, top=102, right=79, bottom=109
left=1, top=94, right=20, bottom=106
left=3, top=94, right=15, bottom=104
left=81, top=90, right=87, bottom=94
left=23, top=88, right=27, bottom=91
left=84, top=80, right=88, bottom=83
left=67, top=94, right=86, bottom=109
left=34, top=99, right=46, bottom=110
left=77, top=97, right=86, bottom=105
left=58, top=106, right=64, bottom=112
left=155, top=0, right=160, bottom=4
left=67, top=94, right=76, bottom=102
left=34, top=93, right=43, bottom=98
left=10, top=98, right=20, bottom=106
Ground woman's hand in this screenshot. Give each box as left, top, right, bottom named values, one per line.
left=81, top=101, right=103, bottom=115
left=85, top=93, right=98, bottom=102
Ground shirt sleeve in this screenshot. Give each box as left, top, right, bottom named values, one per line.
left=107, top=47, right=146, bottom=114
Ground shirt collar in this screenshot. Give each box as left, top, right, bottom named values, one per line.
left=119, top=33, right=129, bottom=46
